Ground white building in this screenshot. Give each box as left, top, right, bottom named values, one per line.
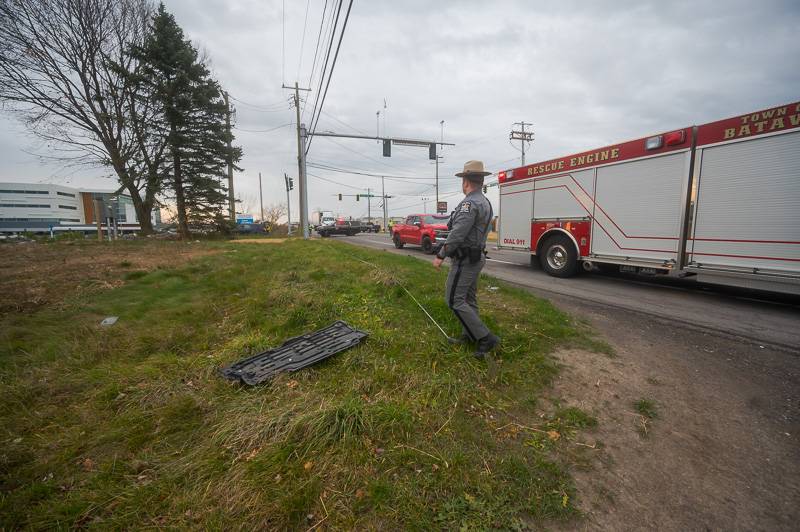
left=0, top=182, right=160, bottom=234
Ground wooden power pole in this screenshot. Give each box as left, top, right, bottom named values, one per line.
left=224, top=91, right=235, bottom=222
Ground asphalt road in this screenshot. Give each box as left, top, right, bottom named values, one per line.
left=340, top=232, right=800, bottom=352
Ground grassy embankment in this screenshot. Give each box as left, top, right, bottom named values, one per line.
left=0, top=238, right=608, bottom=529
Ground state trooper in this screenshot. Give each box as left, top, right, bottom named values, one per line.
left=433, top=160, right=499, bottom=359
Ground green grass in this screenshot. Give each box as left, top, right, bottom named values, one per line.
left=633, top=398, right=658, bottom=438
left=634, top=399, right=658, bottom=419
left=0, top=239, right=607, bottom=529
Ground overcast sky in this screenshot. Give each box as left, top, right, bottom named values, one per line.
left=1, top=0, right=798, bottom=220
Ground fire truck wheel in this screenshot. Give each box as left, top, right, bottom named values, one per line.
left=393, top=234, right=405, bottom=249
left=421, top=236, right=433, bottom=254
left=540, top=235, right=578, bottom=277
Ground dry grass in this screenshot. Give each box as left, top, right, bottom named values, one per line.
left=0, top=240, right=218, bottom=315
left=0, top=239, right=608, bottom=529
left=232, top=238, right=287, bottom=244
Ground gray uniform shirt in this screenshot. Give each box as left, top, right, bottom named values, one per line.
left=442, top=190, right=493, bottom=255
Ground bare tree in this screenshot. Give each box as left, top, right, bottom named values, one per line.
left=237, top=193, right=259, bottom=219
left=262, top=203, right=287, bottom=232
left=0, top=0, right=160, bottom=233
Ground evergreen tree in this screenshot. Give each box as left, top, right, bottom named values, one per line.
left=131, top=3, right=240, bottom=238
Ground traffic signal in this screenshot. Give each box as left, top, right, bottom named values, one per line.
left=356, top=194, right=360, bottom=201
left=429, top=143, right=436, bottom=160
left=483, top=185, right=487, bottom=193
left=382, top=139, right=391, bottom=157
left=289, top=178, right=294, bottom=190
left=338, top=193, right=342, bottom=201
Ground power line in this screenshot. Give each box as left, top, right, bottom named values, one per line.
left=320, top=109, right=371, bottom=136
left=295, top=0, right=312, bottom=81
left=306, top=0, right=354, bottom=153
left=305, top=0, right=342, bottom=135
left=305, top=0, right=330, bottom=109
left=228, top=95, right=290, bottom=112
left=233, top=123, right=294, bottom=133
left=321, top=135, right=429, bottom=174
left=307, top=171, right=363, bottom=190
left=303, top=1, right=337, bottom=122
left=307, top=161, right=443, bottom=181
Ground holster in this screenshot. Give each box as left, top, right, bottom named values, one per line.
left=467, top=248, right=483, bottom=263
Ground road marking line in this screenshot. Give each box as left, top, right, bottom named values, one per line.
left=487, top=258, right=522, bottom=265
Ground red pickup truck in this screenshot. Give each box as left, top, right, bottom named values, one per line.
left=391, top=213, right=450, bottom=254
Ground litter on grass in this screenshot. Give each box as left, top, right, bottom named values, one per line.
left=220, top=321, right=368, bottom=385
left=100, top=316, right=118, bottom=326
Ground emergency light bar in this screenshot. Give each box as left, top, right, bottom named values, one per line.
left=646, top=130, right=686, bottom=150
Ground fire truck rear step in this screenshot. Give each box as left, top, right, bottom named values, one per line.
left=220, top=321, right=368, bottom=385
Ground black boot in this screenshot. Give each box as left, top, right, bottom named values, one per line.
left=447, top=333, right=472, bottom=345
left=474, top=333, right=500, bottom=359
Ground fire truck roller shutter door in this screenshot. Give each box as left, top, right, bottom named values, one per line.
left=533, top=169, right=595, bottom=220
left=690, top=130, right=800, bottom=274
left=498, top=180, right=533, bottom=249
left=591, top=152, right=690, bottom=262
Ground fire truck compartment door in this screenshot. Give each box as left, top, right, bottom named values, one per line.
left=689, top=130, right=800, bottom=275
left=498, top=180, right=533, bottom=249
left=533, top=169, right=594, bottom=220
left=591, top=152, right=688, bottom=262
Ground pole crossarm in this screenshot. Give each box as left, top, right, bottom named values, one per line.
left=282, top=84, right=312, bottom=92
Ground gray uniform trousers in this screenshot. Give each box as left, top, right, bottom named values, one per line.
left=445, top=255, right=489, bottom=340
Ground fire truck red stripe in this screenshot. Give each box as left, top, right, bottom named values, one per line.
left=504, top=181, right=800, bottom=249
left=691, top=252, right=800, bottom=262
left=691, top=238, right=800, bottom=244
left=535, top=184, right=680, bottom=240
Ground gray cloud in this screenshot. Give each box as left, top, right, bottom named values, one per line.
left=1, top=0, right=798, bottom=218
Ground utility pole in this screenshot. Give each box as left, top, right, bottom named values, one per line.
left=437, top=120, right=444, bottom=204
left=284, top=82, right=311, bottom=238
left=367, top=187, right=371, bottom=222
left=510, top=121, right=534, bottom=166
left=435, top=154, right=439, bottom=204
left=258, top=172, right=264, bottom=223
left=224, top=91, right=235, bottom=222
left=299, top=123, right=309, bottom=238
left=284, top=173, right=293, bottom=235
left=381, top=176, right=387, bottom=232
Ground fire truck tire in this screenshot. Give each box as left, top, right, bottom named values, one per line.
left=421, top=236, right=433, bottom=254
left=540, top=235, right=578, bottom=278
left=393, top=233, right=405, bottom=249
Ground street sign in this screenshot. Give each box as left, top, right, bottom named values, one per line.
left=236, top=216, right=254, bottom=225
left=437, top=201, right=448, bottom=214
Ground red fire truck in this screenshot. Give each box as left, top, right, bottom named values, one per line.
left=497, top=100, right=800, bottom=295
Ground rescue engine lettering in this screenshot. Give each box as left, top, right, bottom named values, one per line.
left=526, top=148, right=621, bottom=176
left=569, top=148, right=620, bottom=168
left=527, top=160, right=565, bottom=176
left=724, top=111, right=800, bottom=140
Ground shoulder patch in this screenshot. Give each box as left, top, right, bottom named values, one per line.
left=459, top=201, right=471, bottom=213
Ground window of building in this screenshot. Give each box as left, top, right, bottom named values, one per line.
left=0, top=203, right=50, bottom=208
left=56, top=191, right=75, bottom=197
left=0, top=190, right=49, bottom=194
left=58, top=205, right=77, bottom=210
left=0, top=217, right=80, bottom=222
